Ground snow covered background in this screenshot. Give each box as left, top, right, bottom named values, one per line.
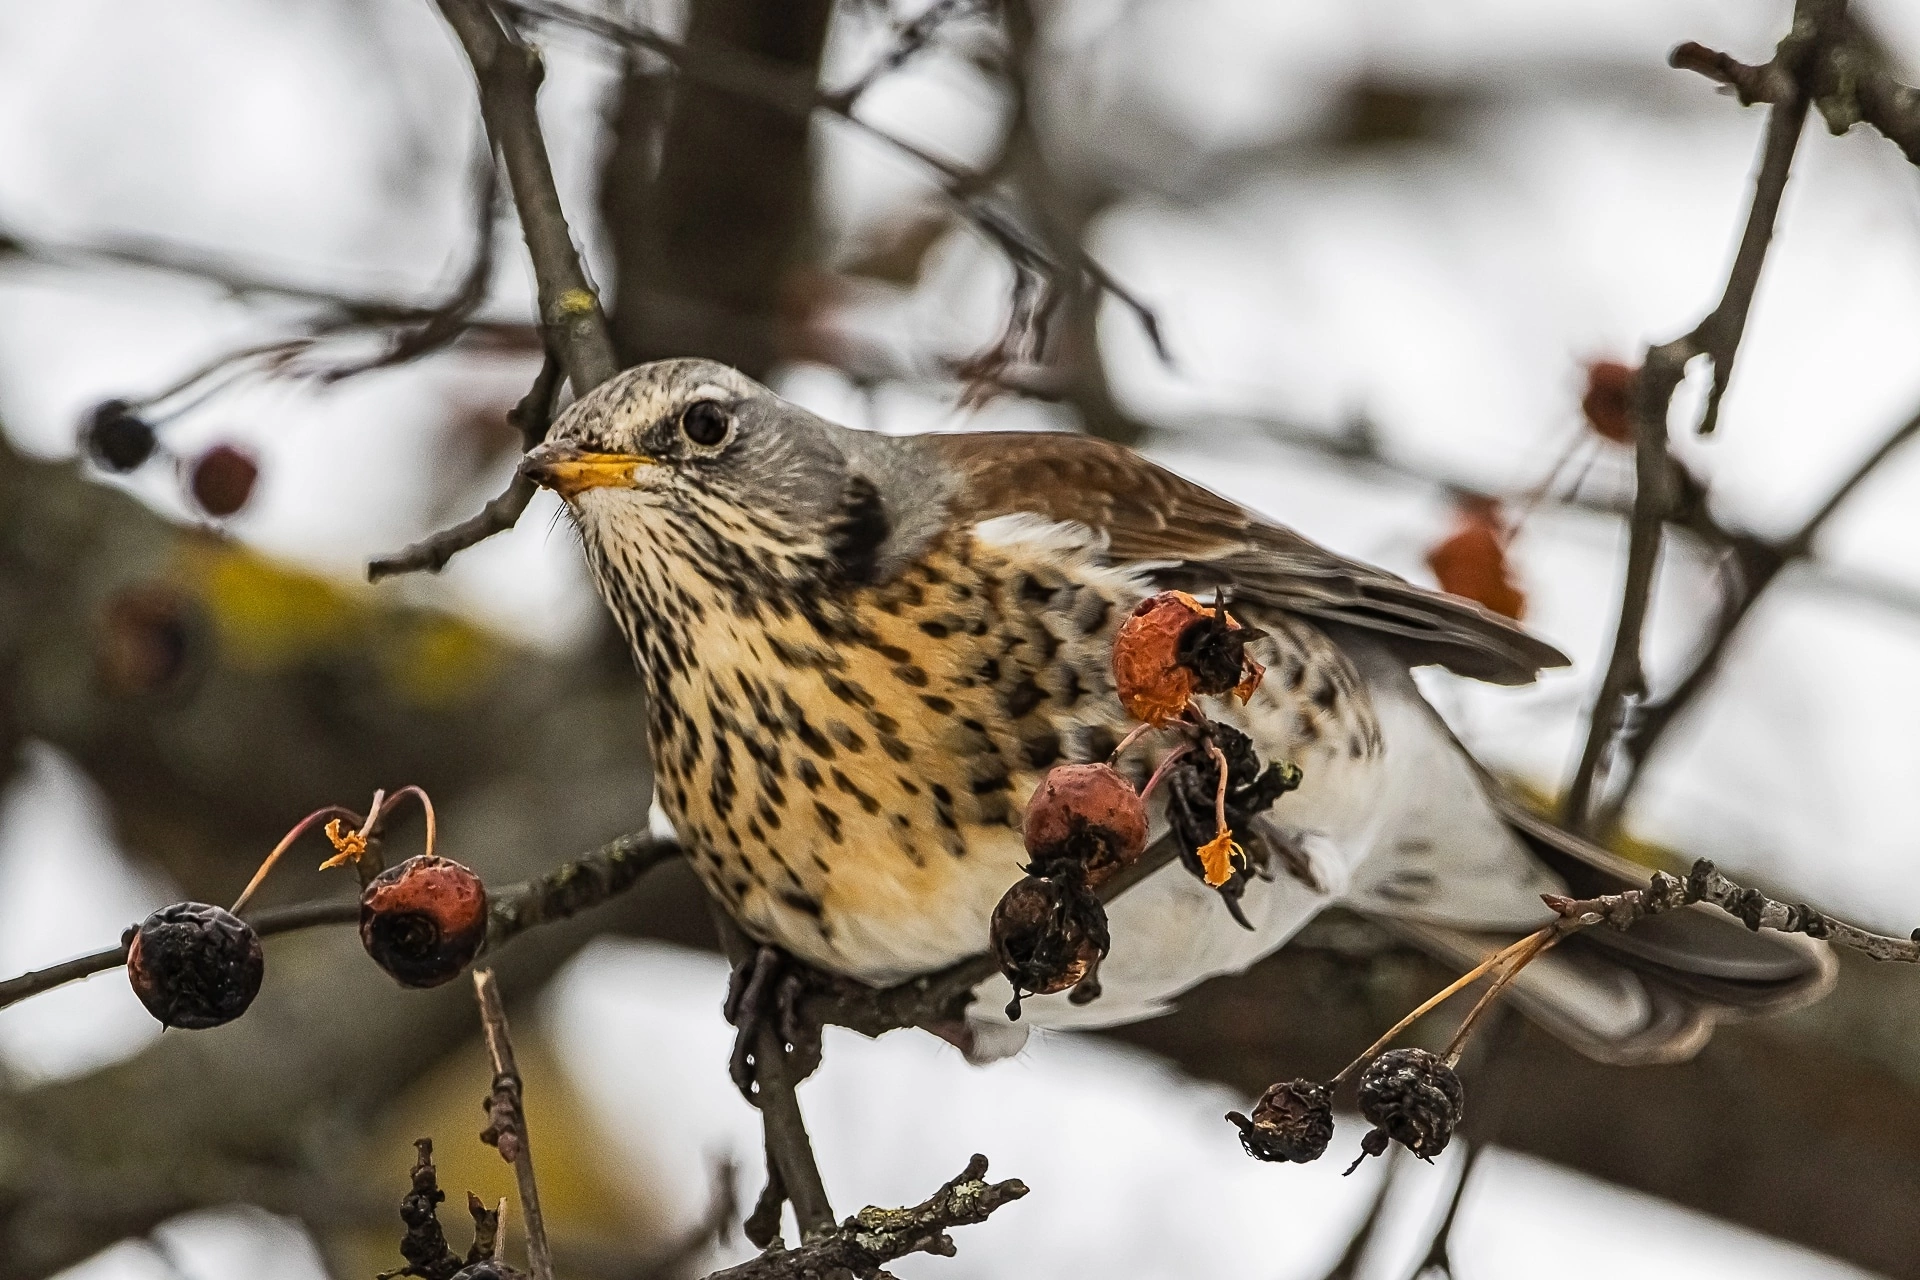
left=2, top=0, right=1918, bottom=1275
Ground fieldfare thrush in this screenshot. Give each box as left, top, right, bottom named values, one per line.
left=522, top=358, right=1832, bottom=1066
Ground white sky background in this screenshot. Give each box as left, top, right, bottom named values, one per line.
left=0, top=0, right=1917, bottom=1276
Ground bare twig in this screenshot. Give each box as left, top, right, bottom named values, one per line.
left=702, top=1155, right=1027, bottom=1280
left=1545, top=858, right=1920, bottom=963
left=1563, top=0, right=1846, bottom=830
left=1675, top=12, right=1920, bottom=168
left=368, top=351, right=563, bottom=580
left=473, top=967, right=555, bottom=1280
left=0, top=831, right=681, bottom=1012
left=1591, top=401, right=1920, bottom=828
left=434, top=0, right=618, bottom=392
left=383, top=1137, right=467, bottom=1280
left=821, top=0, right=988, bottom=112
left=0, top=898, right=359, bottom=1012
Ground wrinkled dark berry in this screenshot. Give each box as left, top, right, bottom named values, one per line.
left=125, top=902, right=264, bottom=1028
left=1227, top=1078, right=1335, bottom=1163
left=1164, top=721, right=1303, bottom=917
left=190, top=443, right=259, bottom=517
left=1355, top=1047, right=1464, bottom=1164
left=360, top=855, right=489, bottom=988
left=1023, top=763, right=1147, bottom=886
left=452, top=1261, right=526, bottom=1280
left=990, top=874, right=1109, bottom=1019
left=81, top=399, right=158, bottom=472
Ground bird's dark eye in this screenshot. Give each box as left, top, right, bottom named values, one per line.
left=679, top=399, right=731, bottom=448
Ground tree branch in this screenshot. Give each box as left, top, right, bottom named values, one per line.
left=434, top=0, right=617, bottom=393
left=703, top=1155, right=1026, bottom=1280
left=367, top=351, right=562, bottom=580
left=1563, top=0, right=1847, bottom=829
left=0, top=831, right=681, bottom=1013
left=473, top=968, right=555, bottom=1280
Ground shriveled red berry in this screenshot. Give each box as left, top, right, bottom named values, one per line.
left=1227, top=1078, right=1335, bottom=1163
left=1582, top=360, right=1635, bottom=444
left=1023, top=763, right=1147, bottom=886
left=125, top=902, right=264, bottom=1029
left=1355, top=1047, right=1464, bottom=1164
left=1425, top=496, right=1525, bottom=621
left=360, top=854, right=489, bottom=988
left=80, top=399, right=158, bottom=472
left=990, top=874, right=1109, bottom=1019
left=190, top=443, right=259, bottom=517
left=1114, top=590, right=1264, bottom=725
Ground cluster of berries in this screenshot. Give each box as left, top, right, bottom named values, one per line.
left=80, top=399, right=258, bottom=518
left=1226, top=1048, right=1465, bottom=1170
left=989, top=589, right=1293, bottom=1016
left=123, top=793, right=489, bottom=1030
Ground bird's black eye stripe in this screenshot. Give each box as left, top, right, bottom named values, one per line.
left=680, top=399, right=731, bottom=448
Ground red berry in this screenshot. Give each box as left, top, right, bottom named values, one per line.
left=190, top=443, right=259, bottom=517
left=359, top=854, right=489, bottom=988
left=1581, top=360, right=1636, bottom=444
left=125, top=902, right=264, bottom=1029
left=1113, top=590, right=1265, bottom=725
left=80, top=399, right=157, bottom=472
left=1425, top=497, right=1525, bottom=621
left=1023, top=763, right=1147, bottom=886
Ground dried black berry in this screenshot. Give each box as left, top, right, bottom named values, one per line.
left=1164, top=720, right=1303, bottom=920
left=125, top=902, right=264, bottom=1029
left=451, top=1261, right=526, bottom=1280
left=990, top=874, right=1109, bottom=1019
left=81, top=399, right=157, bottom=472
left=361, top=854, right=489, bottom=988
left=1354, top=1047, right=1464, bottom=1164
left=1226, top=1078, right=1335, bottom=1163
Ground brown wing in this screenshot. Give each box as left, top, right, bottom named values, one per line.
left=927, top=431, right=1568, bottom=685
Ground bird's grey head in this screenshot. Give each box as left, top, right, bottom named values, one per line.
left=521, top=357, right=947, bottom=585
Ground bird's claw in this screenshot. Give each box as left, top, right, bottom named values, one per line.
left=725, top=944, right=823, bottom=1103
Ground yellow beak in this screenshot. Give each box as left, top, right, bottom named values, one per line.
left=520, top=441, right=656, bottom=500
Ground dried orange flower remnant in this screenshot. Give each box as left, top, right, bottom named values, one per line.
left=318, top=818, right=370, bottom=870
left=1195, top=830, right=1242, bottom=888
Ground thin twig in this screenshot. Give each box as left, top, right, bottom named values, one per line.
left=1563, top=0, right=1843, bottom=830
left=434, top=0, right=617, bottom=392
left=0, top=898, right=360, bottom=1011
left=1545, top=858, right=1920, bottom=963
left=0, top=831, right=682, bottom=1012
left=367, top=351, right=563, bottom=580
left=472, top=967, right=555, bottom=1280
left=1590, top=401, right=1920, bottom=829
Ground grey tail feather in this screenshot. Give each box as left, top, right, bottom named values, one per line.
left=1384, top=794, right=1837, bottom=1067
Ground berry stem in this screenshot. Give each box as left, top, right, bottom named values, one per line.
left=1207, top=742, right=1232, bottom=837
left=1108, top=720, right=1156, bottom=764
left=231, top=804, right=365, bottom=915
left=1137, top=744, right=1192, bottom=803
left=1328, top=928, right=1550, bottom=1087
left=374, top=785, right=439, bottom=859
left=1442, top=928, right=1559, bottom=1066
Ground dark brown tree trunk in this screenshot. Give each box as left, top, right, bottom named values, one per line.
left=597, top=0, right=833, bottom=377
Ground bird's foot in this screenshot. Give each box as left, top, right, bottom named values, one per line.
left=724, top=943, right=826, bottom=1103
